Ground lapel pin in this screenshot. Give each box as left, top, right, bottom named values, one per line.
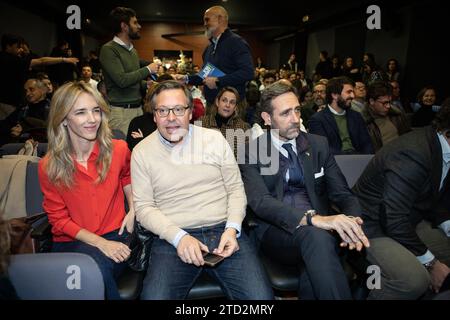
left=306, top=152, right=310, bottom=156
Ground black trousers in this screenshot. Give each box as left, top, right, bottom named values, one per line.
left=261, top=225, right=352, bottom=300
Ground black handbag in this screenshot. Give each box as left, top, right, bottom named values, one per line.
left=127, top=220, right=154, bottom=272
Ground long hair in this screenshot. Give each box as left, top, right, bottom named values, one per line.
left=45, top=81, right=112, bottom=188
left=416, top=85, right=436, bottom=105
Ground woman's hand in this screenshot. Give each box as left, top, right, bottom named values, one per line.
left=119, top=208, right=135, bottom=235
left=96, top=238, right=131, bottom=263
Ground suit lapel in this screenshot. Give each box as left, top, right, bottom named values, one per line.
left=297, top=134, right=318, bottom=208
left=323, top=107, right=340, bottom=139
left=428, top=128, right=443, bottom=205
left=263, top=132, right=286, bottom=200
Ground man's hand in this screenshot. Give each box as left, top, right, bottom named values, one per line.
left=203, top=77, right=218, bottom=89
left=96, top=238, right=131, bottom=263
left=119, top=208, right=135, bottom=235
left=177, top=235, right=209, bottom=267
left=429, top=260, right=450, bottom=293
left=148, top=62, right=160, bottom=74
left=213, top=228, right=239, bottom=258
left=65, top=57, right=79, bottom=65
left=312, top=214, right=370, bottom=251
left=173, top=74, right=188, bottom=83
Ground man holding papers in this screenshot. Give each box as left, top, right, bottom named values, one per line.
left=177, top=6, right=254, bottom=115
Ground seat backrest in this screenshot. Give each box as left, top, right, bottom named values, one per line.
left=0, top=143, right=23, bottom=156
left=112, top=129, right=126, bottom=141
left=0, top=143, right=48, bottom=157
left=25, top=161, right=44, bottom=216
left=334, top=154, right=374, bottom=188
left=8, top=253, right=105, bottom=300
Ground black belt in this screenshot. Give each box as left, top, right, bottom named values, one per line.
left=113, top=103, right=141, bottom=109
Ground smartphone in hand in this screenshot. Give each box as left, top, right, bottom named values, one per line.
left=202, top=251, right=224, bottom=267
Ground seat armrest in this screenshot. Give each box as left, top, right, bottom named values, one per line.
left=30, top=217, right=52, bottom=241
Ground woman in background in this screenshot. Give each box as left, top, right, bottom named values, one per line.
left=411, top=86, right=441, bottom=127
left=386, top=58, right=400, bottom=81
left=199, top=86, right=250, bottom=160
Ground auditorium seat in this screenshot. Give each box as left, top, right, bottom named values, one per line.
left=8, top=253, right=105, bottom=300
left=25, top=159, right=224, bottom=299
left=0, top=143, right=48, bottom=158
left=252, top=154, right=374, bottom=298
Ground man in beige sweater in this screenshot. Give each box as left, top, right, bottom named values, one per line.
left=131, top=81, right=272, bottom=300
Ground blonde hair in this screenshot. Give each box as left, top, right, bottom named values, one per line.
left=45, top=81, right=112, bottom=188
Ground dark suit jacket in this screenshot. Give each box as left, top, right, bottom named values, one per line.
left=188, top=28, right=254, bottom=104
left=239, top=131, right=362, bottom=240
left=353, top=126, right=450, bottom=256
left=308, top=106, right=374, bottom=155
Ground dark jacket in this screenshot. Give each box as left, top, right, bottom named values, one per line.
left=361, top=105, right=411, bottom=152
left=239, top=131, right=362, bottom=240
left=188, top=28, right=254, bottom=104
left=300, top=101, right=319, bottom=128
left=353, top=126, right=450, bottom=256
left=126, top=112, right=157, bottom=150
left=308, top=106, right=374, bottom=155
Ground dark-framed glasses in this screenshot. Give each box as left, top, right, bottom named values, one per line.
left=376, top=99, right=391, bottom=107
left=155, top=105, right=190, bottom=117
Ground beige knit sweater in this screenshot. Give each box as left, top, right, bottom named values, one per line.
left=131, top=125, right=246, bottom=244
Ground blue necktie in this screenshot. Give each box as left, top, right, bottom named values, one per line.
left=282, top=143, right=304, bottom=186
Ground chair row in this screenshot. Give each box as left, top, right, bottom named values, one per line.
left=9, top=154, right=374, bottom=299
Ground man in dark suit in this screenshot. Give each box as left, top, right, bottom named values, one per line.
left=353, top=101, right=450, bottom=299
left=239, top=82, right=370, bottom=299
left=176, top=6, right=253, bottom=110
left=309, top=76, right=374, bottom=155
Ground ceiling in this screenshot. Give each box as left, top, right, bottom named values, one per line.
left=2, top=0, right=423, bottom=41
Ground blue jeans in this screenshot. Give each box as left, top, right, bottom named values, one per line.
left=52, top=229, right=129, bottom=300
left=140, top=223, right=273, bottom=300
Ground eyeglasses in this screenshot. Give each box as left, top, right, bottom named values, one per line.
left=155, top=105, right=190, bottom=117
left=376, top=99, right=391, bottom=107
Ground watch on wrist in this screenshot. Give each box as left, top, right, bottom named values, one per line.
left=305, top=209, right=316, bottom=226
left=424, top=258, right=437, bottom=271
